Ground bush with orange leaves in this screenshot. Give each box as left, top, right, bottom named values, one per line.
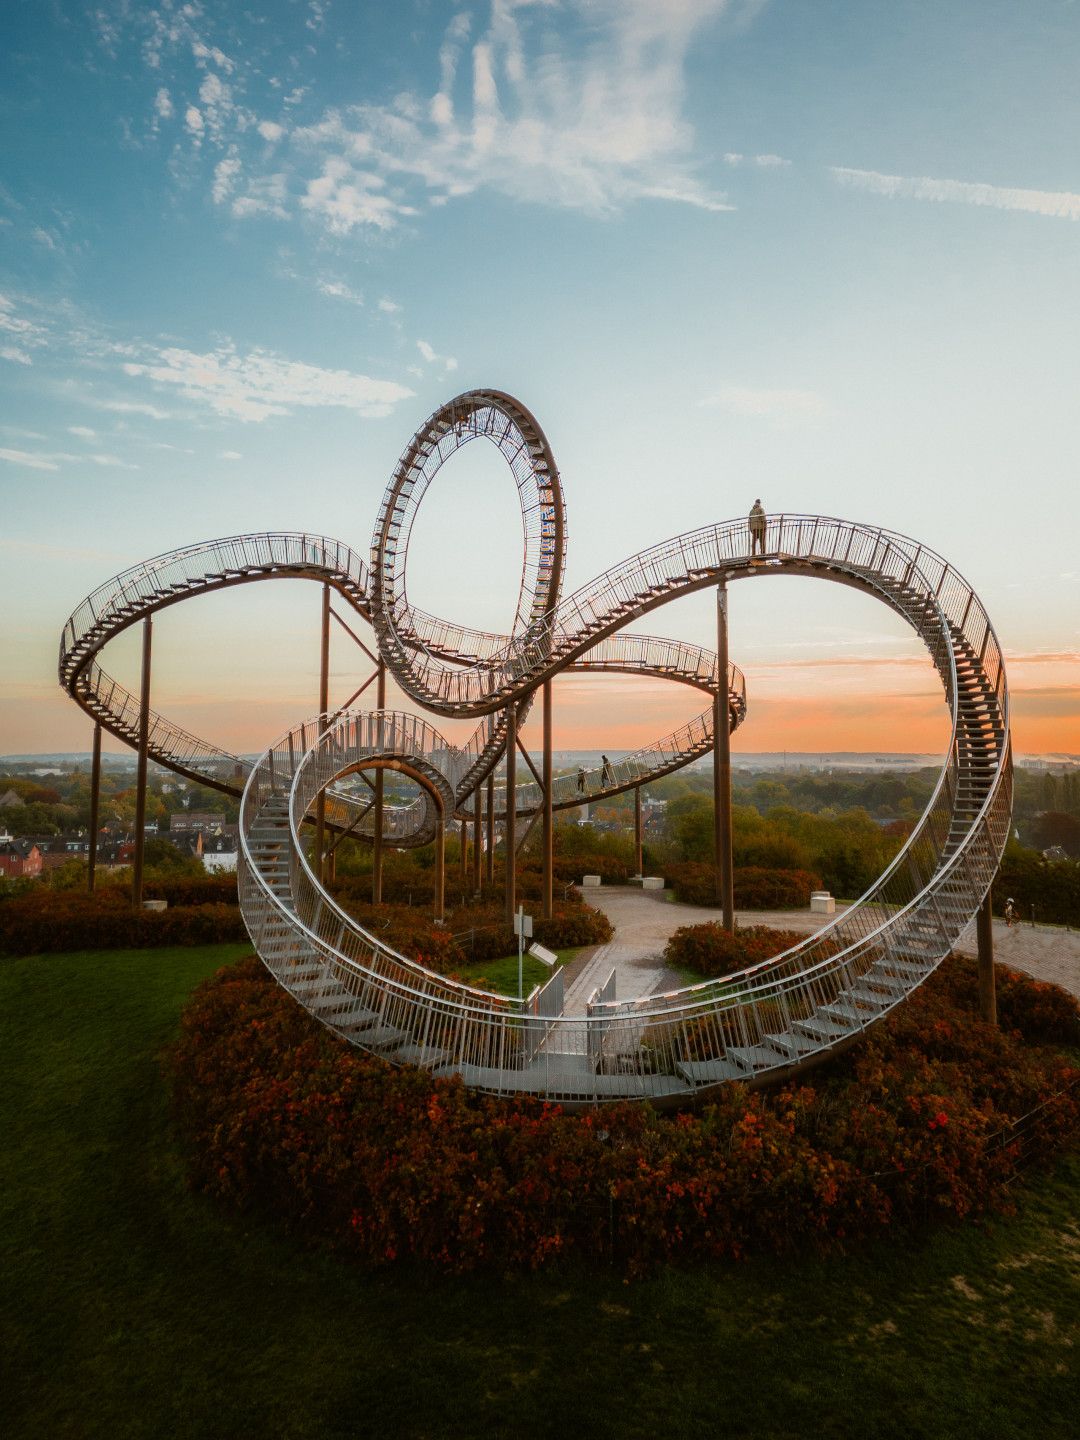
left=165, top=952, right=1079, bottom=1274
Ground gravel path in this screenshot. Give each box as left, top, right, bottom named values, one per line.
left=581, top=886, right=1080, bottom=1002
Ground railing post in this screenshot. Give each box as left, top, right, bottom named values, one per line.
left=131, top=616, right=152, bottom=911
left=87, top=722, right=102, bottom=894
left=634, top=784, right=643, bottom=877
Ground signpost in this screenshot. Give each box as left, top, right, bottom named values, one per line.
left=513, top=905, right=532, bottom=1002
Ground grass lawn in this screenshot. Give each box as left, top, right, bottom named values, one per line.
left=453, top=945, right=582, bottom=997
left=2, top=943, right=1078, bottom=1439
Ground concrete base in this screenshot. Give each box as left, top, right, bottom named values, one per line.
left=642, top=876, right=665, bottom=891
left=582, top=874, right=601, bottom=888
left=142, top=899, right=168, bottom=912
left=810, top=891, right=835, bottom=915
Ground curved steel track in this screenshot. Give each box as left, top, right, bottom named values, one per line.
left=60, top=391, right=1011, bottom=1106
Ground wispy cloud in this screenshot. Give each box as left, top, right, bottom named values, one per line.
left=416, top=339, right=458, bottom=375
left=130, top=1, right=739, bottom=228
left=0, top=447, right=62, bottom=471
left=122, top=344, right=414, bottom=422
left=98, top=398, right=172, bottom=420
left=831, top=166, right=1080, bottom=221
left=0, top=293, right=48, bottom=363
left=316, top=278, right=364, bottom=305
left=700, top=386, right=826, bottom=426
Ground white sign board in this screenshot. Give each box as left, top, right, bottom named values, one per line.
left=513, top=910, right=533, bottom=938
left=528, top=942, right=557, bottom=968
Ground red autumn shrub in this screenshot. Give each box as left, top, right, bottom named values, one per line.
left=664, top=924, right=809, bottom=978
left=0, top=888, right=246, bottom=954
left=165, top=951, right=1080, bottom=1275
left=332, top=894, right=612, bottom=971
left=667, top=863, right=821, bottom=909
left=144, top=873, right=239, bottom=907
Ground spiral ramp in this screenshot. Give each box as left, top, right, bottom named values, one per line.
left=60, top=391, right=1011, bottom=1106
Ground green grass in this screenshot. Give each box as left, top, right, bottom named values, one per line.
left=453, top=945, right=582, bottom=997
left=2, top=943, right=1079, bottom=1439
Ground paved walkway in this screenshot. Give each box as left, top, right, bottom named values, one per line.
left=577, top=886, right=1080, bottom=1004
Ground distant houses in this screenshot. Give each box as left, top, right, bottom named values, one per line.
left=0, top=836, right=43, bottom=879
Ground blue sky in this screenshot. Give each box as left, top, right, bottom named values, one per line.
left=2, top=0, right=1078, bottom=757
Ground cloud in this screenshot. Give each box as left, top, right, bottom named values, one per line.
left=154, top=87, right=173, bottom=120
left=316, top=278, right=364, bottom=305
left=831, top=166, right=1080, bottom=221
left=163, top=3, right=736, bottom=229
left=416, top=338, right=458, bottom=373
left=219, top=449, right=243, bottom=460
left=68, top=426, right=97, bottom=439
left=723, top=152, right=790, bottom=167
left=700, top=386, right=826, bottom=425
left=230, top=172, right=289, bottom=219
left=212, top=150, right=242, bottom=204
left=98, top=398, right=172, bottom=420
left=122, top=344, right=415, bottom=422
left=0, top=447, right=61, bottom=471
left=378, top=298, right=400, bottom=314
left=1, top=346, right=32, bottom=366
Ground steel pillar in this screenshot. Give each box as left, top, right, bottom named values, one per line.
left=314, top=584, right=330, bottom=884
left=434, top=808, right=445, bottom=921
left=460, top=818, right=468, bottom=880
left=88, top=722, right=101, bottom=894
left=372, top=658, right=386, bottom=904
left=131, top=616, right=152, bottom=910
left=714, top=581, right=734, bottom=930
left=542, top=679, right=553, bottom=919
left=472, top=785, right=482, bottom=891
left=486, top=774, right=495, bottom=885
left=504, top=702, right=517, bottom=923
left=634, top=785, right=643, bottom=877
left=977, top=889, right=997, bottom=1025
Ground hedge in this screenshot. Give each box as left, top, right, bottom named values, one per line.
left=165, top=952, right=1080, bottom=1276
left=667, top=864, right=822, bottom=909
left=664, top=924, right=811, bottom=979
left=0, top=889, right=246, bottom=955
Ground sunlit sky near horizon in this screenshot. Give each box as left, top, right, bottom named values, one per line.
left=1, top=0, right=1078, bottom=762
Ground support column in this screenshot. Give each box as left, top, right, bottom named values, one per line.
left=977, top=888, right=997, bottom=1025
left=472, top=786, right=482, bottom=892
left=460, top=818, right=468, bottom=881
left=542, top=679, right=553, bottom=920
left=372, top=658, right=386, bottom=904
left=634, top=785, right=643, bottom=878
left=504, top=702, right=517, bottom=924
left=714, top=581, right=734, bottom=931
left=88, top=722, right=102, bottom=894
left=314, top=584, right=330, bottom=884
left=131, top=617, right=152, bottom=911
left=486, top=774, right=495, bottom=885
left=433, top=807, right=445, bottom=922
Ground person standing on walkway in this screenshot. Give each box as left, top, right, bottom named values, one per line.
left=577, top=765, right=587, bottom=795
left=749, top=499, right=767, bottom=557
left=601, top=755, right=614, bottom=786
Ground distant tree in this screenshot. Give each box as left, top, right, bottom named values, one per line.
left=1030, top=811, right=1080, bottom=858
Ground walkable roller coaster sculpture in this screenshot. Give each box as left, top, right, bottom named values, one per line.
left=60, top=390, right=1012, bottom=1107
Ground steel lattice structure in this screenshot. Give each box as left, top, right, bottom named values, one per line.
left=60, top=389, right=1011, bottom=1107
